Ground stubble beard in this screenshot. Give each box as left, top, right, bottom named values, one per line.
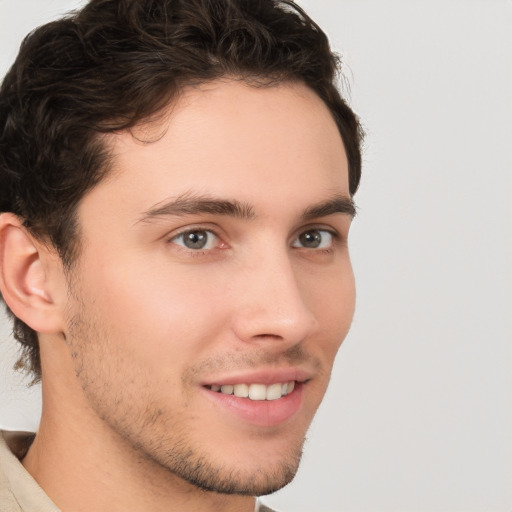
left=65, top=299, right=306, bottom=497
left=130, top=428, right=304, bottom=496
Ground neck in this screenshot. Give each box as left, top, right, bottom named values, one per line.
left=22, top=350, right=255, bottom=512
left=24, top=411, right=255, bottom=512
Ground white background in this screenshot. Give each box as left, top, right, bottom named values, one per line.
left=0, top=1, right=511, bottom=511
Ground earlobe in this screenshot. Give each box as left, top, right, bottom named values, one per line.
left=0, top=213, right=64, bottom=334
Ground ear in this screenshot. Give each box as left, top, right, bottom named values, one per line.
left=0, top=213, right=65, bottom=334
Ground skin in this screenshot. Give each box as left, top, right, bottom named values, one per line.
left=5, top=79, right=355, bottom=512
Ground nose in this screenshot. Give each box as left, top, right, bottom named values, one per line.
left=230, top=250, right=319, bottom=347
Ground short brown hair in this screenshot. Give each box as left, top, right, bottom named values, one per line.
left=0, top=0, right=363, bottom=381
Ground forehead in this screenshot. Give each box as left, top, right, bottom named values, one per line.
left=85, top=80, right=349, bottom=221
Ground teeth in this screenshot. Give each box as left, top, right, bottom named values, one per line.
left=266, top=383, right=282, bottom=401
left=249, top=384, right=267, bottom=400
left=210, top=381, right=296, bottom=401
left=233, top=383, right=249, bottom=398
left=220, top=385, right=234, bottom=395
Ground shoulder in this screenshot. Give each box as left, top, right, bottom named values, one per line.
left=0, top=431, right=60, bottom=512
left=0, top=432, right=24, bottom=512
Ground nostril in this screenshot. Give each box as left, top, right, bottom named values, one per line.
left=253, top=333, right=284, bottom=340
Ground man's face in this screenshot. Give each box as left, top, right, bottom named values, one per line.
left=64, top=80, right=355, bottom=495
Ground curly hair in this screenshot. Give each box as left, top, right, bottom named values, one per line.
left=0, top=0, right=363, bottom=382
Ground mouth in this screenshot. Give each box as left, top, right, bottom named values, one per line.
left=201, top=372, right=311, bottom=427
left=205, top=381, right=296, bottom=401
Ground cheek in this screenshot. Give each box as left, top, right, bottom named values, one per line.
left=75, top=256, right=230, bottom=366
left=305, top=259, right=355, bottom=355
left=74, top=244, right=355, bottom=374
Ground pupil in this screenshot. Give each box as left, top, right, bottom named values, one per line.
left=184, top=231, right=207, bottom=249
left=300, top=231, right=321, bottom=248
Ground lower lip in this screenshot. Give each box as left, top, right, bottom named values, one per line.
left=202, top=383, right=304, bottom=427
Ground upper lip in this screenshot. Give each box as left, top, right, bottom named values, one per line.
left=201, top=367, right=314, bottom=387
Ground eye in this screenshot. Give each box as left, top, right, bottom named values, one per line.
left=292, top=229, right=334, bottom=249
left=170, top=229, right=219, bottom=250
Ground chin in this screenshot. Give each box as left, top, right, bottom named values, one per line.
left=144, top=426, right=306, bottom=496
left=167, top=449, right=303, bottom=496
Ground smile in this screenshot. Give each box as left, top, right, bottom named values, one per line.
left=202, top=377, right=307, bottom=426
left=206, top=381, right=296, bottom=401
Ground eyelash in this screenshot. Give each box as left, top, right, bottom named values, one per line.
left=168, top=226, right=340, bottom=254
left=291, top=229, right=338, bottom=251
left=170, top=228, right=223, bottom=253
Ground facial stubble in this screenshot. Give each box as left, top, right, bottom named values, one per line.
left=64, top=292, right=308, bottom=496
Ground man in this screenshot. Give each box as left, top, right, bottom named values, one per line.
left=0, top=0, right=362, bottom=510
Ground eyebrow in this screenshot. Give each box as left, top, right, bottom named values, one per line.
left=301, top=196, right=357, bottom=220
left=137, top=192, right=356, bottom=224
left=138, top=193, right=256, bottom=223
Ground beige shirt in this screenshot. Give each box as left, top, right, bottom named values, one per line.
left=0, top=431, right=276, bottom=512
left=0, top=431, right=59, bottom=512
